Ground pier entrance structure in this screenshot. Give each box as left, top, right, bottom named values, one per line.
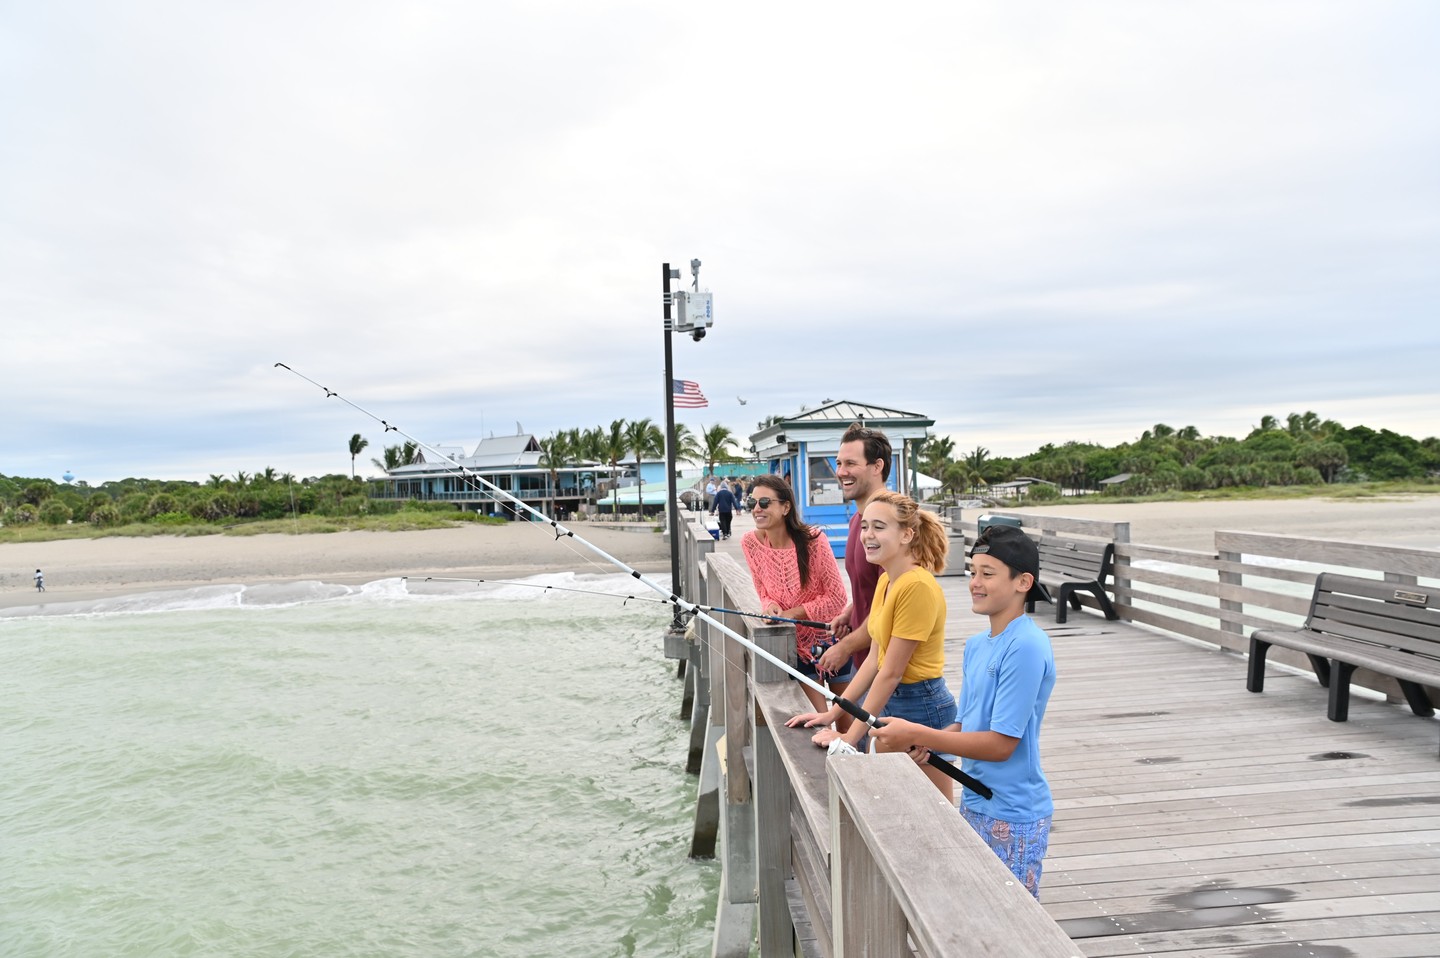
left=749, top=400, right=933, bottom=558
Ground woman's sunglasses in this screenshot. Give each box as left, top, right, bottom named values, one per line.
left=746, top=496, right=783, bottom=510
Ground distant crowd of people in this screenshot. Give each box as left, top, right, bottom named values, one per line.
left=728, top=422, right=1057, bottom=898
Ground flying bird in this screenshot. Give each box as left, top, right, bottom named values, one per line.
left=737, top=396, right=748, bottom=405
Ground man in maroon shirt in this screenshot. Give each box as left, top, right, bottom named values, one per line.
left=816, top=423, right=892, bottom=690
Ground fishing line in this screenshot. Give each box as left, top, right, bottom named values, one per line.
left=276, top=363, right=992, bottom=800
left=406, top=575, right=834, bottom=630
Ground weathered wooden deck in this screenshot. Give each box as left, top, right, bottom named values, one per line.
left=707, top=513, right=1440, bottom=956
left=1028, top=607, right=1440, bottom=958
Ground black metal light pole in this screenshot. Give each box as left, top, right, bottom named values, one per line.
left=662, top=262, right=685, bottom=631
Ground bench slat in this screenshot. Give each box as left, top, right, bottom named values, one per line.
left=1313, top=597, right=1440, bottom=643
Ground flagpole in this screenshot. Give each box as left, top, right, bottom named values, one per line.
left=662, top=262, right=685, bottom=632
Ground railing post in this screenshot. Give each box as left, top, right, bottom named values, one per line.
left=828, top=758, right=906, bottom=957
left=751, top=622, right=795, bottom=956
left=1112, top=520, right=1132, bottom=613
left=1219, top=537, right=1244, bottom=644
left=691, top=561, right=727, bottom=858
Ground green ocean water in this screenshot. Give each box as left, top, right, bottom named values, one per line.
left=0, top=576, right=718, bottom=957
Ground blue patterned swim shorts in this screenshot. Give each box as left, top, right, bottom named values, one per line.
left=959, top=806, right=1052, bottom=899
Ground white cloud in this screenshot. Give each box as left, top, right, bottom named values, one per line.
left=1, top=1, right=1436, bottom=483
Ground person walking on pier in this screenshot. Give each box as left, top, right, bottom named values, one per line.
left=787, top=491, right=959, bottom=800
left=740, top=475, right=851, bottom=712
left=710, top=480, right=737, bottom=539
left=870, top=524, right=1057, bottom=899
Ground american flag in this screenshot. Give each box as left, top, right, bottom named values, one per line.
left=672, top=379, right=709, bottom=408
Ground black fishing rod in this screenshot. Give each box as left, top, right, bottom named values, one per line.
left=406, top=575, right=833, bottom=630
left=275, top=363, right=992, bottom=800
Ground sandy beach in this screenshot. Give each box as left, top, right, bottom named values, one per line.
left=1, top=522, right=672, bottom=610
left=4, top=496, right=1438, bottom=610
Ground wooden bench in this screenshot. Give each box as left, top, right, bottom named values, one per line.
left=1024, top=535, right=1119, bottom=624
left=1247, top=573, right=1440, bottom=727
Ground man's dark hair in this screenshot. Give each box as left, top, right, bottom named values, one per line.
left=840, top=422, right=892, bottom=481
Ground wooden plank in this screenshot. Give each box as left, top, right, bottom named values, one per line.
left=1049, top=870, right=1440, bottom=922
left=753, top=695, right=794, bottom=957
left=981, top=510, right=1126, bottom=539
left=1115, top=541, right=1218, bottom=568
left=1214, top=557, right=1320, bottom=584
left=1042, top=854, right=1440, bottom=906
left=1044, top=843, right=1440, bottom=892
left=1214, top=579, right=1312, bottom=616
left=754, top=684, right=833, bottom=861
left=1073, top=913, right=1440, bottom=957
left=1215, top=530, right=1440, bottom=579
left=1125, top=564, right=1221, bottom=597
left=1113, top=602, right=1228, bottom=646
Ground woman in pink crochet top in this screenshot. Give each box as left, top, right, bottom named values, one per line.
left=740, top=475, right=850, bottom=711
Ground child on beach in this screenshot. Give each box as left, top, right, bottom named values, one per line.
left=870, top=524, right=1057, bottom=899
left=739, top=475, right=850, bottom=711
left=35, top=568, right=45, bottom=592
left=786, top=491, right=960, bottom=800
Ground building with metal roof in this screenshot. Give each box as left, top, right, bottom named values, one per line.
left=750, top=400, right=934, bottom=557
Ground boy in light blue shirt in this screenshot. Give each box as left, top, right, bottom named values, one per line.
left=871, top=524, right=1057, bottom=897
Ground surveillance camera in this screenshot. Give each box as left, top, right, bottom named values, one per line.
left=691, top=328, right=706, bottom=342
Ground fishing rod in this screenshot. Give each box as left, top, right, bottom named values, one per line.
left=275, top=363, right=993, bottom=800
left=406, top=575, right=834, bottom=630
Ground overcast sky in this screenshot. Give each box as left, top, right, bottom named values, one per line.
left=3, top=1, right=1436, bottom=484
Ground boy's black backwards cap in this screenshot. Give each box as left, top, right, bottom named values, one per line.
left=969, top=525, right=1052, bottom=606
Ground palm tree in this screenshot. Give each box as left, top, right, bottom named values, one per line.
left=920, top=435, right=955, bottom=476
left=671, top=423, right=703, bottom=467
left=699, top=423, right=740, bottom=478
left=627, top=417, right=665, bottom=515
left=576, top=426, right=606, bottom=507
left=625, top=418, right=664, bottom=517
left=539, top=429, right=579, bottom=518
left=349, top=433, right=369, bottom=478
left=371, top=441, right=420, bottom=473
left=600, top=419, right=629, bottom=516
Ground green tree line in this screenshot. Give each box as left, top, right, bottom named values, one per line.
left=911, top=411, right=1439, bottom=500
left=0, top=470, right=388, bottom=529
left=0, top=421, right=747, bottom=530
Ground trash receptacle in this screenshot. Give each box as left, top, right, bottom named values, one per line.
left=977, top=513, right=1022, bottom=533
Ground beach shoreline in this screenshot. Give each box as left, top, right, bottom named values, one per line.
left=4, top=496, right=1438, bottom=611
left=0, top=523, right=672, bottom=610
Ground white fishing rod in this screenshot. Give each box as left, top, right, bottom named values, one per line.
left=276, top=363, right=992, bottom=799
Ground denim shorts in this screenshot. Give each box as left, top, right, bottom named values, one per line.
left=881, top=676, right=957, bottom=730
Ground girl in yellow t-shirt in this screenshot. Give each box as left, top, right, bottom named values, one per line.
left=787, top=490, right=959, bottom=800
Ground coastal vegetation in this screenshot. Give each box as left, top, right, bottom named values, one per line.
left=4, top=411, right=1433, bottom=542
left=0, top=470, right=503, bottom=544
left=910, top=412, right=1439, bottom=502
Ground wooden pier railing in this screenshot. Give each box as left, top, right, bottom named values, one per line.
left=676, top=515, right=1080, bottom=957
left=953, top=510, right=1440, bottom=710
